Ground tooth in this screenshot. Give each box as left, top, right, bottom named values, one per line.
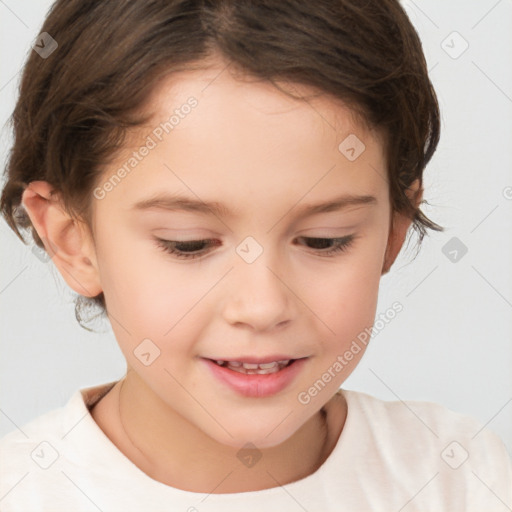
left=231, top=366, right=253, bottom=374
left=242, top=363, right=259, bottom=369
left=221, top=360, right=291, bottom=374
left=258, top=362, right=278, bottom=369
left=216, top=360, right=225, bottom=366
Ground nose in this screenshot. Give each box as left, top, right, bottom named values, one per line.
left=221, top=254, right=293, bottom=332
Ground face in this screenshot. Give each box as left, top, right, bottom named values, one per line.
left=78, top=62, right=396, bottom=448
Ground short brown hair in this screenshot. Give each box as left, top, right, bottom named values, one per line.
left=0, top=0, right=443, bottom=330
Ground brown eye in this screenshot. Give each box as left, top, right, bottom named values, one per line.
left=155, top=238, right=220, bottom=259
left=295, top=235, right=355, bottom=256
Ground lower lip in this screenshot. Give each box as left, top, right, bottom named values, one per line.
left=202, top=358, right=308, bottom=398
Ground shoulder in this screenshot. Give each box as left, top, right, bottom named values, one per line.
left=342, top=388, right=510, bottom=456
left=343, top=388, right=490, bottom=437
left=0, top=380, right=116, bottom=466
left=0, top=387, right=96, bottom=510
left=339, top=389, right=512, bottom=509
left=0, top=399, right=69, bottom=485
left=0, top=398, right=70, bottom=451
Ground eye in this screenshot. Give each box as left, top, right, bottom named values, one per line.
left=155, top=235, right=356, bottom=260
left=155, top=238, right=220, bottom=259
left=295, top=235, right=355, bottom=257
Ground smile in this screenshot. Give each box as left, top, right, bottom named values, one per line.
left=202, top=357, right=308, bottom=398
left=212, top=360, right=293, bottom=374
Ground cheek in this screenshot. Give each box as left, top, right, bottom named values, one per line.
left=310, top=239, right=385, bottom=349
left=94, top=226, right=209, bottom=345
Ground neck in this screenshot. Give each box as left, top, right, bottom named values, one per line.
left=111, top=372, right=336, bottom=494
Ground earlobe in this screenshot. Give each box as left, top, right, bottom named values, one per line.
left=21, top=181, right=102, bottom=297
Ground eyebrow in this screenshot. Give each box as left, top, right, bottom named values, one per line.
left=131, top=192, right=377, bottom=218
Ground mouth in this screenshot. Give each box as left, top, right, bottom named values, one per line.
left=208, top=358, right=297, bottom=375
left=202, top=357, right=308, bottom=398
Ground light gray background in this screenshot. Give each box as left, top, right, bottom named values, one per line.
left=1, top=0, right=511, bottom=455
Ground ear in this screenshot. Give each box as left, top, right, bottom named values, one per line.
left=381, top=179, right=423, bottom=275
left=21, top=181, right=102, bottom=297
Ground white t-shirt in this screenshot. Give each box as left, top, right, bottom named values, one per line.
left=1, top=380, right=511, bottom=511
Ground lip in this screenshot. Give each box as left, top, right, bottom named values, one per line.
left=206, top=355, right=298, bottom=365
left=202, top=357, right=308, bottom=398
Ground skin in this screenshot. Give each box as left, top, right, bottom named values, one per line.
left=21, top=57, right=421, bottom=493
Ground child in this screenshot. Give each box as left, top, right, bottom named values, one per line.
left=1, top=0, right=510, bottom=510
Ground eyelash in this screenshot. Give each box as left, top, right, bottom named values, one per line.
left=155, top=235, right=356, bottom=260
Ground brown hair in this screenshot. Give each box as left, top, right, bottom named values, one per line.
left=0, top=0, right=443, bottom=330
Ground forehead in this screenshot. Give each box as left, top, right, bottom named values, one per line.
left=93, top=63, right=388, bottom=219
left=145, top=62, right=381, bottom=146
left=120, top=51, right=385, bottom=156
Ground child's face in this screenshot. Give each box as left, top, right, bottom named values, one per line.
left=78, top=63, right=407, bottom=448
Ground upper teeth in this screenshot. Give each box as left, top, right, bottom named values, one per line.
left=215, top=360, right=290, bottom=369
